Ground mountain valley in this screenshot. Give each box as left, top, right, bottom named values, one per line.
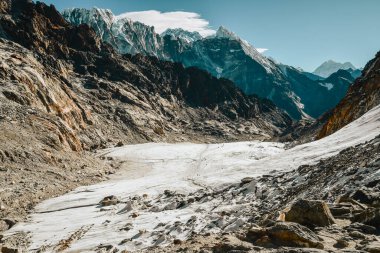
left=0, top=1, right=379, bottom=253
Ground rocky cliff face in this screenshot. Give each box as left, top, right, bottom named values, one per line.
left=63, top=8, right=354, bottom=121
left=318, top=52, right=380, bottom=138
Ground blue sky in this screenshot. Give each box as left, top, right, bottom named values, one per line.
left=40, top=0, right=380, bottom=71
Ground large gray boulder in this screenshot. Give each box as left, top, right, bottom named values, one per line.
left=284, top=199, right=335, bottom=228
left=267, top=222, right=324, bottom=249
left=246, top=222, right=323, bottom=249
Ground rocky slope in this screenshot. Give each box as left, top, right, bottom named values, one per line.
left=0, top=0, right=292, bottom=227
left=152, top=134, right=380, bottom=252
left=313, top=60, right=357, bottom=78
left=63, top=8, right=355, bottom=120
left=319, top=51, right=380, bottom=138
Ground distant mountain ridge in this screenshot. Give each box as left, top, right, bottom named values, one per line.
left=63, top=7, right=355, bottom=120
left=313, top=60, right=357, bottom=78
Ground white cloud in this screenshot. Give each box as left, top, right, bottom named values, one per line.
left=116, top=10, right=215, bottom=37
left=257, top=48, right=268, bottom=53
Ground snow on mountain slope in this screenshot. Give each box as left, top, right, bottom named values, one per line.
left=161, top=28, right=202, bottom=43
left=313, top=60, right=357, bottom=78
left=63, top=8, right=354, bottom=120
left=213, top=26, right=276, bottom=74
left=5, top=105, right=380, bottom=252
left=62, top=8, right=167, bottom=58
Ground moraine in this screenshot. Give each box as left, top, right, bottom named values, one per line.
left=4, top=106, right=380, bottom=252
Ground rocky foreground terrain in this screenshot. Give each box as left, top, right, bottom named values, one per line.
left=139, top=135, right=380, bottom=253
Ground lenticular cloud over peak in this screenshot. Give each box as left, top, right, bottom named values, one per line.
left=116, top=10, right=215, bottom=37
left=257, top=48, right=268, bottom=53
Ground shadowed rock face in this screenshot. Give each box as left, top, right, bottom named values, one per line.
left=284, top=199, right=335, bottom=228
left=319, top=52, right=380, bottom=138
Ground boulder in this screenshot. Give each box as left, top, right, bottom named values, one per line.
left=353, top=208, right=380, bottom=228
left=329, top=206, right=351, bottom=217
left=0, top=220, right=9, bottom=231
left=246, top=222, right=323, bottom=249
left=267, top=222, right=324, bottom=249
left=334, top=238, right=349, bottom=248
left=99, top=195, right=120, bottom=206
left=346, top=222, right=377, bottom=235
left=1, top=246, right=19, bottom=253
left=363, top=241, right=380, bottom=253
left=284, top=199, right=335, bottom=228
left=246, top=227, right=267, bottom=243
left=241, top=177, right=254, bottom=184
left=0, top=219, right=16, bottom=231
left=351, top=188, right=380, bottom=207
left=349, top=231, right=366, bottom=239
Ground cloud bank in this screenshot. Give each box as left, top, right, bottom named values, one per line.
left=116, top=10, right=215, bottom=37
left=116, top=10, right=268, bottom=52
left=257, top=48, right=268, bottom=53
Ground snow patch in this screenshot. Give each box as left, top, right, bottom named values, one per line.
left=319, top=82, right=334, bottom=90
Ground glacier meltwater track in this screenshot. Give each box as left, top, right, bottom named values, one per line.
left=5, top=106, right=380, bottom=252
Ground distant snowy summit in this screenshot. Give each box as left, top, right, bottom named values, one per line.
left=313, top=60, right=357, bottom=78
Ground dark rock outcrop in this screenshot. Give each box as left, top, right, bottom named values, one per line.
left=246, top=222, right=323, bottom=249
left=284, top=199, right=335, bottom=228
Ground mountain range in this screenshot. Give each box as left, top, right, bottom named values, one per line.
left=313, top=60, right=357, bottom=78
left=63, top=8, right=357, bottom=120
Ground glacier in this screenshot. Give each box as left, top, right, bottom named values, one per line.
left=4, top=105, right=380, bottom=252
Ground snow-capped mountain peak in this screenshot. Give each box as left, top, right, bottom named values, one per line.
left=161, top=28, right=202, bottom=43
left=215, top=26, right=239, bottom=40
left=63, top=8, right=167, bottom=58
left=62, top=8, right=354, bottom=120
left=313, top=60, right=357, bottom=78
left=62, top=8, right=115, bottom=37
